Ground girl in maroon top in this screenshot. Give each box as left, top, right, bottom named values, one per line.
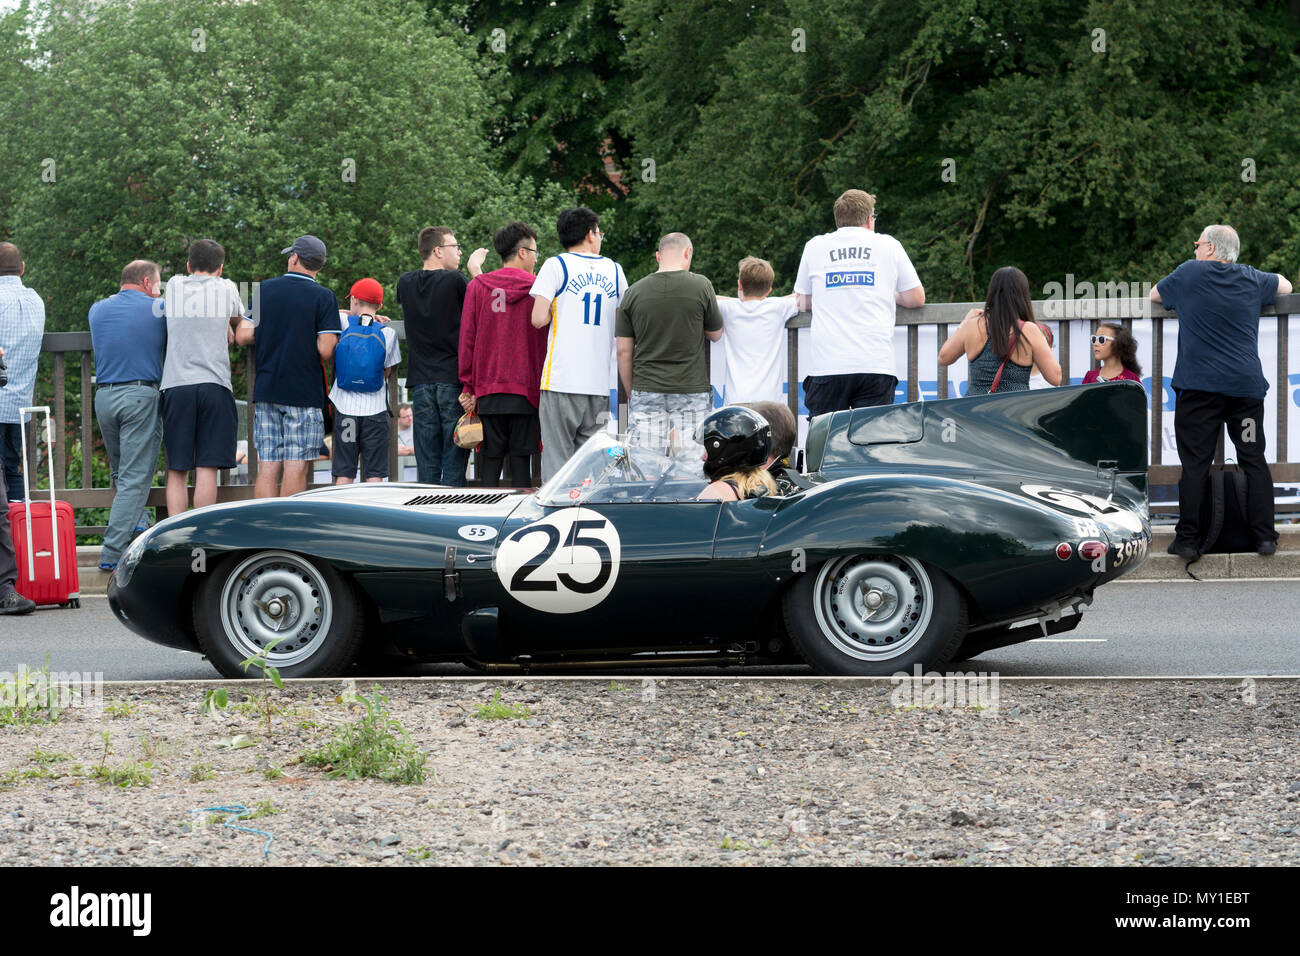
left=1083, top=322, right=1144, bottom=385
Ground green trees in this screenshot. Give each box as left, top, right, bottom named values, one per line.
left=2, top=0, right=1297, bottom=320
left=613, top=0, right=1300, bottom=296
left=0, top=0, right=565, bottom=329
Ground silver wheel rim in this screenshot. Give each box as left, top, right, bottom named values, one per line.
left=812, top=554, right=934, bottom=661
left=219, top=552, right=333, bottom=667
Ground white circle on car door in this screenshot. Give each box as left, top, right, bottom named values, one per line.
left=494, top=507, right=622, bottom=613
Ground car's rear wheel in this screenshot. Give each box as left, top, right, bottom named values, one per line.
left=194, top=551, right=364, bottom=679
left=783, top=553, right=966, bottom=675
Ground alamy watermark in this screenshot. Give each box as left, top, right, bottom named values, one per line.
left=1040, top=274, right=1154, bottom=318
left=889, top=665, right=999, bottom=718
left=1, top=666, right=104, bottom=717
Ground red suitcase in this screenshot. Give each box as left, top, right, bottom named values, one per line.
left=8, top=406, right=80, bottom=608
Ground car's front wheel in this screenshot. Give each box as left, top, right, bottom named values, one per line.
left=194, top=551, right=364, bottom=679
left=783, top=553, right=966, bottom=675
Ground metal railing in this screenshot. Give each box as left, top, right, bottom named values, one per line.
left=27, top=292, right=1300, bottom=532
left=785, top=293, right=1300, bottom=511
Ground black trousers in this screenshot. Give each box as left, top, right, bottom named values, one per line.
left=1173, top=389, right=1277, bottom=547
left=803, top=373, right=897, bottom=418
left=0, top=457, right=15, bottom=590
left=0, top=422, right=23, bottom=504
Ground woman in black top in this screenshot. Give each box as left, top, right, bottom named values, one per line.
left=939, top=266, right=1061, bottom=395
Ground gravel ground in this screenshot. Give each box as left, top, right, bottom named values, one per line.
left=0, top=677, right=1296, bottom=866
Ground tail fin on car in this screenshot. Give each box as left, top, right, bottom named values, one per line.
left=806, top=382, right=1148, bottom=508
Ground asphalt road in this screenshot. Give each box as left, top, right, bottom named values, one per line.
left=3, top=579, right=1298, bottom=680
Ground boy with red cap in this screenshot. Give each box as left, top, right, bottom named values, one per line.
left=330, top=277, right=401, bottom=483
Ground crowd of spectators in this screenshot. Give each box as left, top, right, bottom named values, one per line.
left=0, top=195, right=1295, bottom=606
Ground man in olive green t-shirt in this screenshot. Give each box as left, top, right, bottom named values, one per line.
left=615, top=232, right=724, bottom=456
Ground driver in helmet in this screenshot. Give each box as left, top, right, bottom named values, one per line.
left=695, top=406, right=779, bottom=501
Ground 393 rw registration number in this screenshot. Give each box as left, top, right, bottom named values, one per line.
left=1111, top=535, right=1148, bottom=568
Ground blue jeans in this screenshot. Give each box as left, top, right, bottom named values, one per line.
left=412, top=383, right=467, bottom=486
left=95, top=385, right=162, bottom=563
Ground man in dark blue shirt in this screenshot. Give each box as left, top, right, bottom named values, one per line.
left=1151, top=224, right=1294, bottom=558
left=236, top=236, right=341, bottom=498
left=89, top=260, right=167, bottom=570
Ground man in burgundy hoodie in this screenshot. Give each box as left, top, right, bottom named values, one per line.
left=458, top=222, right=548, bottom=487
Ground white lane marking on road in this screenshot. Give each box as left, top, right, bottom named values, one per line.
left=1116, top=577, right=1300, bottom=584
left=1029, top=638, right=1108, bottom=643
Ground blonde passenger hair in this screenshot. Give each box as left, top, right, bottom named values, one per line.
left=738, top=256, right=775, bottom=296
left=719, top=466, right=778, bottom=499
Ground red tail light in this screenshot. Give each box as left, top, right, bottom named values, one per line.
left=1079, top=540, right=1107, bottom=560
left=1055, top=543, right=1072, bottom=560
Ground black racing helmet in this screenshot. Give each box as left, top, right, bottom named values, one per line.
left=695, top=406, right=772, bottom=480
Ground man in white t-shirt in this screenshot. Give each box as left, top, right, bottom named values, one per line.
left=329, top=278, right=401, bottom=484
left=716, top=256, right=798, bottom=405
left=530, top=206, right=628, bottom=480
left=794, top=189, right=925, bottom=417
left=160, top=239, right=246, bottom=515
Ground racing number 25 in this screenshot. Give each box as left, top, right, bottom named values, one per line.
left=507, top=519, right=612, bottom=594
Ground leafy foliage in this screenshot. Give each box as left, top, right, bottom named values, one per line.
left=617, top=0, right=1300, bottom=295
left=2, top=0, right=1297, bottom=320
left=0, top=0, right=568, bottom=330
left=303, top=689, right=428, bottom=784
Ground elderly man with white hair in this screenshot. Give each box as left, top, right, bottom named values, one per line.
left=1151, top=224, right=1294, bottom=559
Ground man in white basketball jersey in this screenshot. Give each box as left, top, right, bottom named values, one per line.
left=794, top=189, right=925, bottom=417
left=530, top=207, right=628, bottom=480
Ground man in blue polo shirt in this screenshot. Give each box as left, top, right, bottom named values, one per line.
left=89, top=260, right=167, bottom=570
left=1151, top=224, right=1294, bottom=558
left=235, top=235, right=341, bottom=498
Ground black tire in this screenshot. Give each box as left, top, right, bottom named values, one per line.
left=193, top=551, right=364, bottom=680
left=782, top=553, right=967, bottom=676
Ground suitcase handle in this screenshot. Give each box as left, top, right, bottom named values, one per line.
left=18, top=406, right=60, bottom=583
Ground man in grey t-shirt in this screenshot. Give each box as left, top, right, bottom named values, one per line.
left=160, top=239, right=245, bottom=514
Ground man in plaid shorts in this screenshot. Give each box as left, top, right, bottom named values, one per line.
left=235, top=235, right=342, bottom=497
left=616, top=233, right=723, bottom=456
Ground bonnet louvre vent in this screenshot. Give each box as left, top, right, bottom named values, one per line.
left=402, top=492, right=512, bottom=506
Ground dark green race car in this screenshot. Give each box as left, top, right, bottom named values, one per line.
left=109, top=383, right=1150, bottom=678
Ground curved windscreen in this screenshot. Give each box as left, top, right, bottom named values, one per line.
left=536, top=432, right=709, bottom=506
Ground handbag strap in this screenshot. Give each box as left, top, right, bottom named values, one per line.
left=988, top=322, right=1022, bottom=394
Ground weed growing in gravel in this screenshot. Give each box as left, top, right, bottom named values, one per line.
left=91, top=760, right=152, bottom=788
left=189, top=763, right=216, bottom=782
left=408, top=846, right=431, bottom=860
left=140, top=736, right=182, bottom=762
left=239, top=639, right=285, bottom=737
left=607, top=681, right=628, bottom=692
left=719, top=836, right=771, bottom=851
left=474, top=689, right=532, bottom=720
left=30, top=749, right=71, bottom=765
left=97, top=730, right=111, bottom=771
left=302, top=689, right=428, bottom=784
left=261, top=766, right=284, bottom=781
left=201, top=688, right=229, bottom=717
left=249, top=800, right=280, bottom=818
left=0, top=661, right=67, bottom=728
left=105, top=699, right=138, bottom=718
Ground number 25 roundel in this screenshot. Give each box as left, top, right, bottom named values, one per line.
left=493, top=508, right=622, bottom=613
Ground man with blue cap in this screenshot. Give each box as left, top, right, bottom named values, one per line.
left=236, top=235, right=342, bottom=497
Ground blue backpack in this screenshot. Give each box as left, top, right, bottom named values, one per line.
left=335, top=315, right=387, bottom=392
